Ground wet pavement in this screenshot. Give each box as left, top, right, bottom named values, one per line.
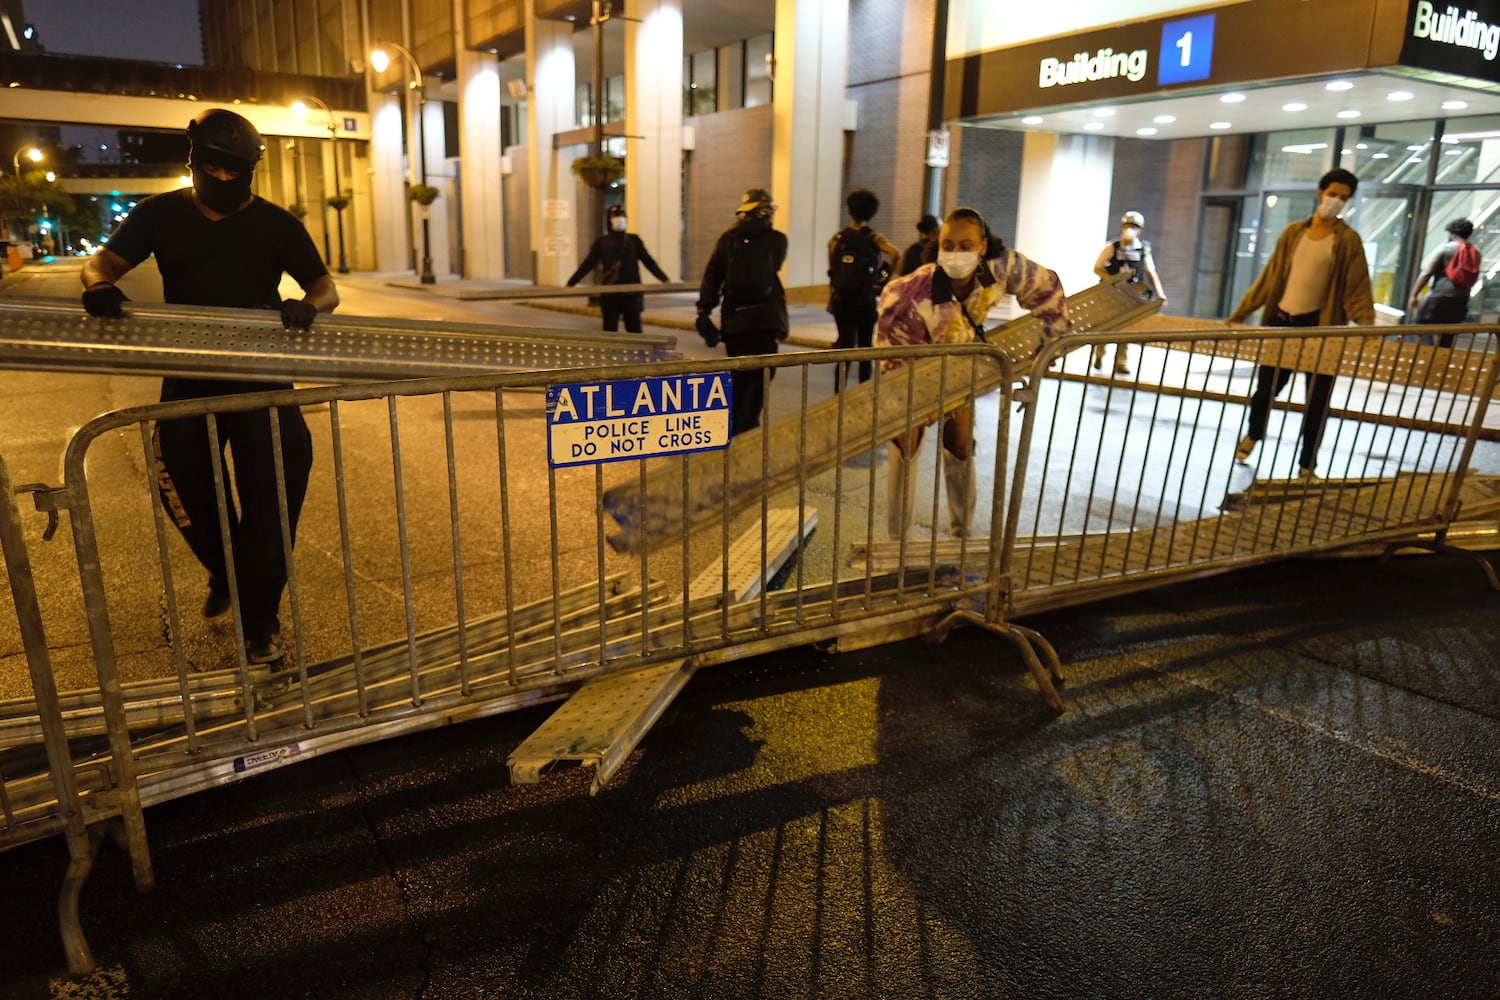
left=3, top=546, right=1498, bottom=999
left=2, top=263, right=1498, bottom=998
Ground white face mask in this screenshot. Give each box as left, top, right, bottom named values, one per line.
left=937, top=251, right=981, bottom=281
left=1317, top=195, right=1347, bottom=220
left=609, top=216, right=627, bottom=232
left=1120, top=226, right=1141, bottom=245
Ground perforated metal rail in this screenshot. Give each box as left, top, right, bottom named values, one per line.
left=0, top=295, right=679, bottom=383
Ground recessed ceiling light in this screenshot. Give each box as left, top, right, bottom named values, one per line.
left=1406, top=144, right=1426, bottom=150
left=1337, top=109, right=1361, bottom=118
left=1442, top=99, right=1468, bottom=110
left=1341, top=148, right=1353, bottom=155
left=1220, top=92, right=1246, bottom=104
left=1371, top=152, right=1389, bottom=159
left=1283, top=102, right=1307, bottom=112
left=1210, top=121, right=1232, bottom=129
left=1326, top=80, right=1354, bottom=91
left=1153, top=114, right=1176, bottom=124
left=1407, top=156, right=1423, bottom=163
left=1021, top=115, right=1044, bottom=125
left=1093, top=107, right=1115, bottom=117
left=1356, top=142, right=1368, bottom=149
left=1136, top=127, right=1158, bottom=136
left=1084, top=121, right=1105, bottom=130
left=1387, top=91, right=1414, bottom=102
left=1445, top=149, right=1463, bottom=155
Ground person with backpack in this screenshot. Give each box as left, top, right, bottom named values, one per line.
left=1091, top=210, right=1167, bottom=375
left=827, top=189, right=900, bottom=391
left=566, top=204, right=671, bottom=333
left=1227, top=168, right=1374, bottom=478
left=1407, top=217, right=1480, bottom=348
left=695, top=187, right=789, bottom=436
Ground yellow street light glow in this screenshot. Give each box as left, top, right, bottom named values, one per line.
left=370, top=49, right=390, bottom=74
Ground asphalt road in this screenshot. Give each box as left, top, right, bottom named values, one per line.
left=2, top=261, right=1498, bottom=999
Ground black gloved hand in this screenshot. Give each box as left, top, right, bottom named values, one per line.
left=82, top=284, right=128, bottom=318
left=279, top=298, right=319, bottom=330
left=695, top=313, right=720, bottom=349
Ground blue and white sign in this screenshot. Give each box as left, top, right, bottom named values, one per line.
left=1157, top=14, right=1215, bottom=85
left=547, top=373, right=733, bottom=467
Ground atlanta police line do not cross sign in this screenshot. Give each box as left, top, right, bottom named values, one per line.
left=546, top=373, right=733, bottom=467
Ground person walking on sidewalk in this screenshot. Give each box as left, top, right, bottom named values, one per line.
left=79, top=108, right=339, bottom=666
left=1407, top=217, right=1480, bottom=349
left=1227, top=167, right=1374, bottom=478
left=827, top=188, right=900, bottom=391
left=695, top=187, right=789, bottom=436
left=875, top=207, right=1070, bottom=538
left=1091, top=210, right=1167, bottom=375
left=566, top=203, right=670, bottom=333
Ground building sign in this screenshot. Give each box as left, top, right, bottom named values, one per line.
left=1156, top=14, right=1216, bottom=85
left=546, top=374, right=733, bottom=467
left=947, top=0, right=1398, bottom=122
left=1401, top=1, right=1500, bottom=84
left=945, top=0, right=1244, bottom=61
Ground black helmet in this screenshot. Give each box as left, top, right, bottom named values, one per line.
left=187, top=109, right=265, bottom=168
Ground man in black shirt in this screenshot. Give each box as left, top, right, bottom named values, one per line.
left=566, top=204, right=670, bottom=332
left=80, top=108, right=339, bottom=666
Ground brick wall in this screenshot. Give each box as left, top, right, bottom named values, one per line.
left=683, top=104, right=775, bottom=281
left=951, top=128, right=1024, bottom=249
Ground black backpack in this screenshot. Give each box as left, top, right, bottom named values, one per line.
left=828, top=227, right=883, bottom=305
left=725, top=228, right=779, bottom=305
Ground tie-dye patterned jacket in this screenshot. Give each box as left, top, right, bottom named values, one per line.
left=874, top=251, right=1070, bottom=365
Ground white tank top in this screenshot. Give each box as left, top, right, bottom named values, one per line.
left=1278, top=231, right=1335, bottom=317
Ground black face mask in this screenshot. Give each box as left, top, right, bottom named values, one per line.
left=192, top=162, right=253, bottom=214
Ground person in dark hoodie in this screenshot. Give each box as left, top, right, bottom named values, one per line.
left=695, top=187, right=789, bottom=436
left=566, top=203, right=670, bottom=333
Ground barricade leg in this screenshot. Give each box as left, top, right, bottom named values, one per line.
left=931, top=609, right=1065, bottom=711
left=2, top=457, right=97, bottom=974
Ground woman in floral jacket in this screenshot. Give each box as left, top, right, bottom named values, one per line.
left=875, top=207, right=1070, bottom=538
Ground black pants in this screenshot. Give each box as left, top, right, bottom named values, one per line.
left=723, top=328, right=781, bottom=436
left=1415, top=294, right=1468, bottom=348
left=831, top=303, right=875, bottom=391
left=1244, top=307, right=1334, bottom=471
left=154, top=397, right=313, bottom=642
left=600, top=294, right=644, bottom=333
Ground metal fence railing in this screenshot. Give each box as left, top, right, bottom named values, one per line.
left=6, top=288, right=1499, bottom=975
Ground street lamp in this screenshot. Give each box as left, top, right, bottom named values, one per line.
left=295, top=96, right=344, bottom=271
left=12, top=145, right=41, bottom=177
left=371, top=42, right=435, bottom=284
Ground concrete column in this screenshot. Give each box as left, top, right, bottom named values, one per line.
left=772, top=0, right=850, bottom=289
left=1016, top=132, right=1114, bottom=296
left=625, top=0, right=684, bottom=280
left=368, top=91, right=412, bottom=274
left=526, top=4, right=580, bottom=286
left=456, top=47, right=506, bottom=279
left=418, top=76, right=453, bottom=280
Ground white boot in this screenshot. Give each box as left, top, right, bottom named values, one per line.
left=886, top=442, right=918, bottom=539
left=942, top=448, right=977, bottom=537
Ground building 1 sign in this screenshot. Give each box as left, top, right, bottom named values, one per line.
left=546, top=373, right=733, bottom=467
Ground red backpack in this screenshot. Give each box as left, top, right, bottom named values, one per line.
left=1445, top=239, right=1481, bottom=289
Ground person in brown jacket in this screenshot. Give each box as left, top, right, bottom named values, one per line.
left=1226, top=168, right=1375, bottom=478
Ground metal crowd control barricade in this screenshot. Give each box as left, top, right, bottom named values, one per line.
left=52, top=282, right=1493, bottom=977
left=851, top=321, right=1500, bottom=617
